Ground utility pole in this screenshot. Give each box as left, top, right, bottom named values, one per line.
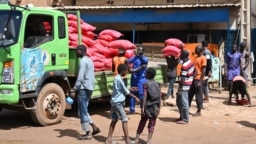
left=240, top=0, right=251, bottom=85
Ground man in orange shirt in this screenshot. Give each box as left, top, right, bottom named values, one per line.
left=112, top=49, right=129, bottom=86
left=188, top=45, right=206, bottom=116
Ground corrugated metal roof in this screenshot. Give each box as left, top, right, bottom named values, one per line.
left=54, top=3, right=241, bottom=10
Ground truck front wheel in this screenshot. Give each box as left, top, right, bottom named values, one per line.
left=30, top=83, right=66, bottom=126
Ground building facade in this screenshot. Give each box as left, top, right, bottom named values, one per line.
left=9, top=0, right=256, bottom=81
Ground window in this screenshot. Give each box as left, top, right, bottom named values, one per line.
left=58, top=16, right=66, bottom=39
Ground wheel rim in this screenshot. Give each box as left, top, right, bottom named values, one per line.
left=42, top=93, right=61, bottom=119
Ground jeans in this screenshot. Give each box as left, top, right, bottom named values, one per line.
left=78, top=89, right=93, bottom=132
left=188, top=80, right=203, bottom=110
left=167, top=77, right=176, bottom=98
left=203, top=79, right=209, bottom=97
left=176, top=90, right=189, bottom=122
left=111, top=102, right=128, bottom=122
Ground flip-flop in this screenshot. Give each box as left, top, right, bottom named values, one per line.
left=192, top=112, right=202, bottom=117
left=92, top=128, right=101, bottom=135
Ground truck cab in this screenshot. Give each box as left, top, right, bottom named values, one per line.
left=0, top=1, right=70, bottom=126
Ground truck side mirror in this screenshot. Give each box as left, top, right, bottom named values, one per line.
left=1, top=19, right=16, bottom=47
left=5, top=19, right=16, bottom=40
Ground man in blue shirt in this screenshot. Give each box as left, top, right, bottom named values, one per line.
left=128, top=46, right=148, bottom=113
left=226, top=45, right=241, bottom=98
left=74, top=45, right=100, bottom=139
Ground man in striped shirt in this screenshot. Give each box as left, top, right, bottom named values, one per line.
left=176, top=50, right=194, bottom=124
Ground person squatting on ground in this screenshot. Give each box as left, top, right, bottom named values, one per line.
left=202, top=40, right=212, bottom=102
left=106, top=64, right=140, bottom=144
left=188, top=45, right=206, bottom=116
left=135, top=67, right=161, bottom=144
left=164, top=55, right=179, bottom=100
left=112, top=48, right=130, bottom=86
left=74, top=45, right=101, bottom=139
left=128, top=46, right=148, bottom=113
left=228, top=75, right=252, bottom=107
left=239, top=42, right=249, bottom=80
left=225, top=45, right=241, bottom=99
left=176, top=50, right=194, bottom=124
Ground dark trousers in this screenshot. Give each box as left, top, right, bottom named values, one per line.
left=188, top=80, right=203, bottom=110
left=137, top=115, right=156, bottom=134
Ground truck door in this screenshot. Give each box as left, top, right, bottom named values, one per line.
left=21, top=14, right=54, bottom=92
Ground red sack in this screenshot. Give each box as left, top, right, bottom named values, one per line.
left=68, top=27, right=77, bottom=33
left=68, top=20, right=78, bottom=28
left=69, top=40, right=78, bottom=48
left=69, top=33, right=78, bottom=41
left=82, top=35, right=95, bottom=46
left=109, top=48, right=119, bottom=57
left=98, top=34, right=114, bottom=41
left=99, top=29, right=123, bottom=39
left=81, top=22, right=96, bottom=31
left=83, top=31, right=97, bottom=38
left=93, top=52, right=106, bottom=59
left=94, top=67, right=105, bottom=72
left=108, top=39, right=136, bottom=50
left=162, top=45, right=181, bottom=57
left=90, top=56, right=102, bottom=62
left=91, top=43, right=111, bottom=57
left=43, top=22, right=51, bottom=33
left=86, top=48, right=93, bottom=57
left=94, top=61, right=105, bottom=68
left=95, top=39, right=109, bottom=47
left=103, top=58, right=113, bottom=67
left=67, top=14, right=78, bottom=21
left=165, top=38, right=184, bottom=49
left=125, top=49, right=135, bottom=59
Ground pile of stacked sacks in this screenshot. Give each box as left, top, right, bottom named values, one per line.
left=67, top=14, right=136, bottom=71
left=161, top=38, right=184, bottom=58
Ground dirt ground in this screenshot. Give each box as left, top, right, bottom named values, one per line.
left=0, top=86, right=256, bottom=144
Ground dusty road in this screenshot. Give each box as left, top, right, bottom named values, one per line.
left=0, top=86, right=256, bottom=144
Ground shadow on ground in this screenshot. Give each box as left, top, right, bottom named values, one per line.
left=236, top=120, right=256, bottom=131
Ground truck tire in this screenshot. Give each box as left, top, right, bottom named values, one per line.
left=30, top=83, right=66, bottom=126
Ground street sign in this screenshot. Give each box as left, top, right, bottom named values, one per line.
left=209, top=58, right=220, bottom=83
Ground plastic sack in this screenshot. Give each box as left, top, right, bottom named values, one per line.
left=99, top=29, right=123, bottom=39
left=108, top=39, right=136, bottom=50
left=165, top=38, right=184, bottom=49
left=162, top=45, right=181, bottom=57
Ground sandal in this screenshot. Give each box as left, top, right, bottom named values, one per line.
left=192, top=112, right=201, bottom=117
left=92, top=128, right=101, bottom=136
left=176, top=120, right=188, bottom=124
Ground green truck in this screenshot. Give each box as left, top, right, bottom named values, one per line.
left=0, top=1, right=166, bottom=126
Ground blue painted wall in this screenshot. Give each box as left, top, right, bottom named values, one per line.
left=81, top=8, right=229, bottom=23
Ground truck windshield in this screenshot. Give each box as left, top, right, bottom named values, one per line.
left=0, top=10, right=21, bottom=47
